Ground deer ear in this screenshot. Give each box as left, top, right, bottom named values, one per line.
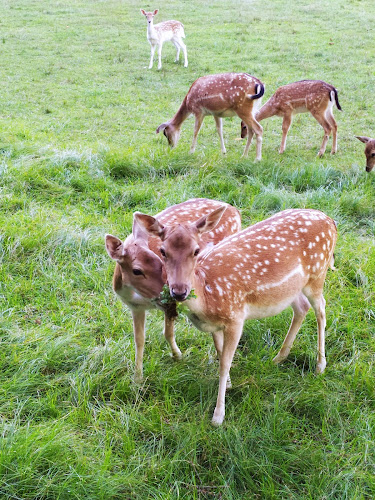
left=132, top=217, right=149, bottom=242
left=153, top=9, right=158, bottom=15
left=156, top=123, right=168, bottom=134
left=105, top=234, right=126, bottom=260
left=140, top=9, right=146, bottom=15
left=194, top=205, right=227, bottom=234
left=133, top=212, right=166, bottom=239
left=356, top=136, right=371, bottom=144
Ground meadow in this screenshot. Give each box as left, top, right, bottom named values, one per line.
left=0, top=0, right=374, bottom=498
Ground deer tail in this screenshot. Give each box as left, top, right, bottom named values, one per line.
left=249, top=82, right=265, bottom=100
left=330, top=88, right=342, bottom=111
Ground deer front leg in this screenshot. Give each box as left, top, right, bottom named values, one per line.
left=279, top=113, right=293, bottom=154
left=157, top=42, right=163, bottom=70
left=163, top=314, right=182, bottom=359
left=214, top=117, right=226, bottom=154
left=212, top=330, right=231, bottom=388
left=190, top=114, right=204, bottom=153
left=212, top=323, right=243, bottom=426
left=149, top=44, right=156, bottom=69
left=131, top=309, right=146, bottom=383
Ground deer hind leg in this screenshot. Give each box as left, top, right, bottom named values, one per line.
left=132, top=309, right=146, bottom=383
left=212, top=322, right=243, bottom=426
left=172, top=40, right=180, bottom=62
left=279, top=112, right=293, bottom=154
left=178, top=38, right=188, bottom=67
left=214, top=117, right=226, bottom=154
left=273, top=293, right=311, bottom=365
left=326, top=111, right=338, bottom=154
left=212, top=330, right=231, bottom=388
left=303, top=283, right=327, bottom=373
left=190, top=114, right=204, bottom=153
left=312, top=110, right=332, bottom=157
left=149, top=44, right=156, bottom=69
left=238, top=113, right=263, bottom=160
left=164, top=314, right=182, bottom=360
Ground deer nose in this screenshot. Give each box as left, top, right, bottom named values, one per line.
left=171, top=286, right=188, bottom=302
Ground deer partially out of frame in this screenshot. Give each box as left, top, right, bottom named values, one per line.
left=156, top=72, right=265, bottom=160
left=241, top=80, right=342, bottom=156
left=105, top=199, right=241, bottom=383
left=140, top=9, right=188, bottom=70
left=355, top=136, right=375, bottom=172
left=135, top=208, right=337, bottom=426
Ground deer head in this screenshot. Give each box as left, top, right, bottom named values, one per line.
left=134, top=205, right=227, bottom=301
left=356, top=136, right=375, bottom=172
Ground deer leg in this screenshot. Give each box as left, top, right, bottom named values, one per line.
left=279, top=113, right=293, bottom=154
left=163, top=314, right=182, bottom=359
left=212, top=330, right=231, bottom=388
left=273, top=293, right=310, bottom=365
left=306, top=293, right=327, bottom=374
left=172, top=40, right=180, bottom=62
left=212, top=322, right=243, bottom=426
left=157, top=42, right=163, bottom=70
left=326, top=112, right=338, bottom=154
left=312, top=111, right=332, bottom=157
left=214, top=117, right=226, bottom=154
left=131, top=309, right=146, bottom=383
left=237, top=110, right=263, bottom=160
left=190, top=114, right=204, bottom=153
left=180, top=39, right=188, bottom=67
left=149, top=44, right=156, bottom=69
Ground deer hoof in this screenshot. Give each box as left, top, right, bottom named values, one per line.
left=211, top=408, right=225, bottom=426
left=316, top=358, right=327, bottom=374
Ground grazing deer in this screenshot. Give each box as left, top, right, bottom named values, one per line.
left=355, top=136, right=375, bottom=172
left=135, top=208, right=337, bottom=426
left=140, top=9, right=188, bottom=69
left=105, top=199, right=241, bottom=383
left=241, top=80, right=342, bottom=156
left=156, top=72, right=265, bottom=160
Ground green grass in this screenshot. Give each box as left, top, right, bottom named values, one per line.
left=0, top=0, right=375, bottom=498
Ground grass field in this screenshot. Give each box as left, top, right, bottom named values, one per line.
left=1, top=0, right=375, bottom=498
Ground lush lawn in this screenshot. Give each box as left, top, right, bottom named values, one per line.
left=0, top=0, right=374, bottom=498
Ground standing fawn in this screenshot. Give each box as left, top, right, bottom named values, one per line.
left=156, top=73, right=265, bottom=160
left=105, top=199, right=241, bottom=383
left=141, top=9, right=188, bottom=69
left=355, top=136, right=375, bottom=172
left=241, top=80, right=342, bottom=156
left=135, top=208, right=337, bottom=426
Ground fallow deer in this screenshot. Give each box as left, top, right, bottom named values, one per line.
left=241, top=80, right=342, bottom=156
left=135, top=208, right=337, bottom=425
left=140, top=9, right=188, bottom=69
left=355, top=136, right=375, bottom=172
left=105, top=198, right=241, bottom=383
left=156, top=72, right=265, bottom=160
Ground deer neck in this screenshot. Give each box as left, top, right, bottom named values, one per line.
left=170, top=96, right=190, bottom=128
left=147, top=20, right=158, bottom=40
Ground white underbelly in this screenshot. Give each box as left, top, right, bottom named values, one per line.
left=244, top=295, right=295, bottom=320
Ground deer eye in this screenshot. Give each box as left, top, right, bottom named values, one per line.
left=194, top=248, right=200, bottom=256
left=160, top=248, right=166, bottom=257
left=371, top=153, right=375, bottom=157
left=132, top=269, right=143, bottom=276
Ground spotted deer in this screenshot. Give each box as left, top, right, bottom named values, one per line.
left=355, top=136, right=375, bottom=172
left=140, top=9, right=188, bottom=69
left=241, top=80, right=342, bottom=156
left=105, top=199, right=241, bottom=383
left=135, top=208, right=337, bottom=426
left=156, top=72, right=265, bottom=160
